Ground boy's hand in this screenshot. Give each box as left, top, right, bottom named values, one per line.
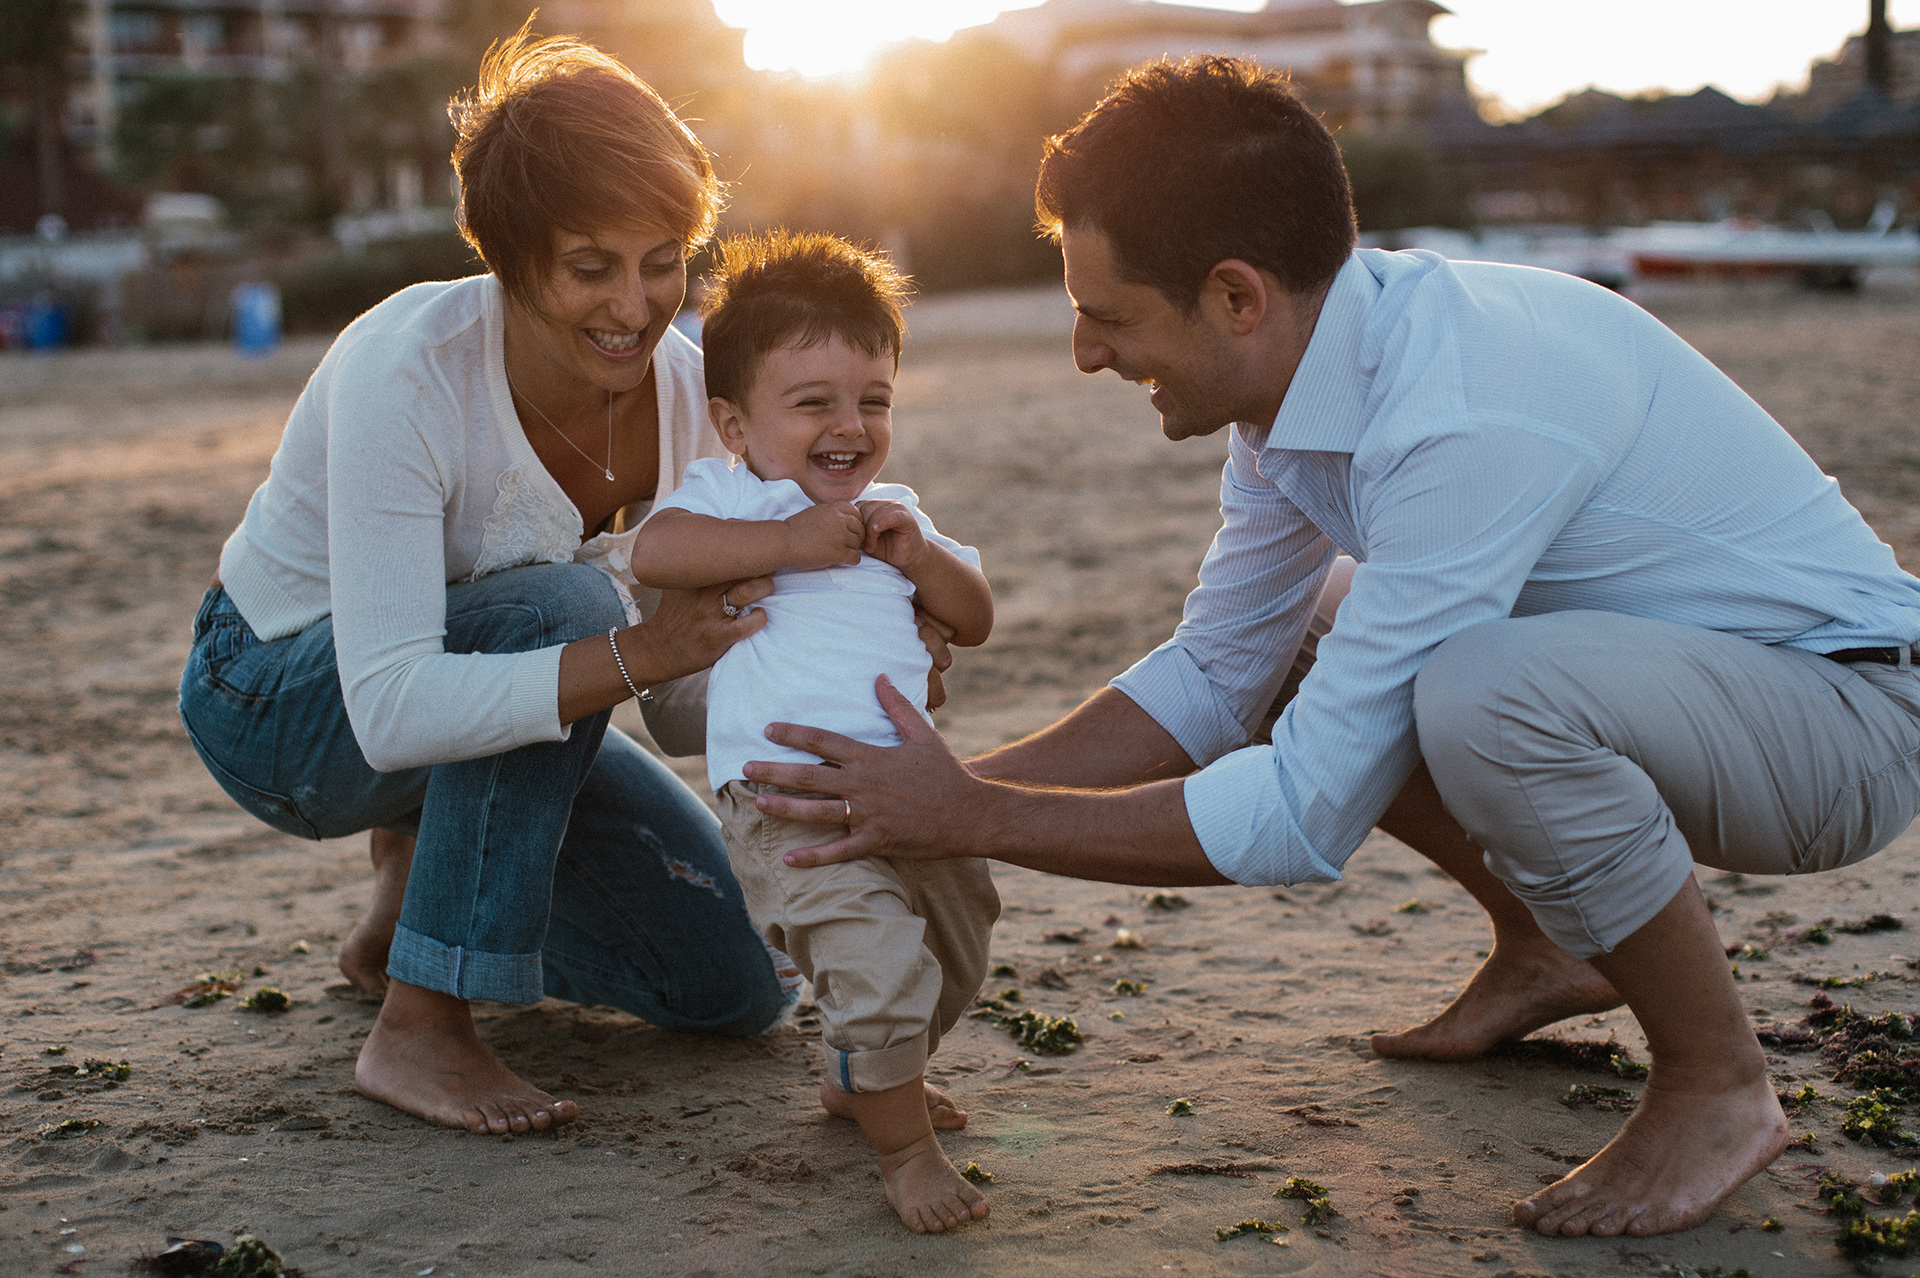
left=857, top=499, right=926, bottom=570
left=782, top=501, right=865, bottom=569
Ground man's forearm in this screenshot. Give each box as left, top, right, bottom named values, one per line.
left=970, top=686, right=1199, bottom=788
left=967, top=772, right=1230, bottom=887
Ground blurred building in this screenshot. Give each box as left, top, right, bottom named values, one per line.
left=983, top=0, right=1475, bottom=134
left=64, top=0, right=452, bottom=168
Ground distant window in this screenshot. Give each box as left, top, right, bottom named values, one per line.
left=182, top=14, right=224, bottom=56
left=109, top=10, right=163, bottom=53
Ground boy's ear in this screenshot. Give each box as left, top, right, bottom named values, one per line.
left=708, top=396, right=748, bottom=458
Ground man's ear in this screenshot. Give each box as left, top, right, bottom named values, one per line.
left=1202, top=259, right=1269, bottom=337
left=708, top=396, right=748, bottom=458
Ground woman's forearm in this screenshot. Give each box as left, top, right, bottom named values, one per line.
left=556, top=579, right=771, bottom=727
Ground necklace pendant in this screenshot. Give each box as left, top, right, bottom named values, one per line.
left=603, top=468, right=616, bottom=482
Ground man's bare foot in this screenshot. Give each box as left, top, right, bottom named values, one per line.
left=1371, top=937, right=1623, bottom=1061
left=1513, top=1071, right=1788, bottom=1236
left=820, top=1078, right=968, bottom=1130
left=354, top=979, right=578, bottom=1135
left=877, top=1133, right=990, bottom=1234
left=338, top=827, right=414, bottom=997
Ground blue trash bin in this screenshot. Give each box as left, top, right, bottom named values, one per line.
left=232, top=282, right=282, bottom=358
left=24, top=295, right=68, bottom=352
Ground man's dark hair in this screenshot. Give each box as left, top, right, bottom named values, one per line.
left=701, top=230, right=910, bottom=406
left=1035, top=55, right=1356, bottom=308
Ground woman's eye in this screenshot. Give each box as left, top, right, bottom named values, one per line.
left=569, top=265, right=608, bottom=281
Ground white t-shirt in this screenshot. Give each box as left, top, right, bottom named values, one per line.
left=216, top=273, right=726, bottom=772
left=649, top=457, right=981, bottom=792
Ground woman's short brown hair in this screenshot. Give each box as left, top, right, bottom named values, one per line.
left=449, top=21, right=723, bottom=311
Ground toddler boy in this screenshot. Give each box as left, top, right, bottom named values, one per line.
left=630, top=230, right=997, bottom=1234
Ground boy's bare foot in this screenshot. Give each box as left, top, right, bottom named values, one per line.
left=338, top=827, right=414, bottom=997
left=820, top=1078, right=969, bottom=1130
left=1513, top=1070, right=1788, bottom=1236
left=1370, top=936, right=1622, bottom=1061
left=354, top=979, right=577, bottom=1135
left=877, top=1133, right=990, bottom=1234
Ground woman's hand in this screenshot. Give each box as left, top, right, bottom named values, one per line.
left=745, top=675, right=983, bottom=867
left=916, top=608, right=955, bottom=711
left=557, top=576, right=771, bottom=727
left=630, top=576, right=774, bottom=685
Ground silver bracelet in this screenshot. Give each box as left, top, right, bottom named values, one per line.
left=607, top=627, right=651, bottom=704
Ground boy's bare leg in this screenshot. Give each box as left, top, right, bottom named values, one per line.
left=1513, top=878, right=1787, bottom=1235
left=1370, top=763, right=1624, bottom=1060
left=819, top=1075, right=987, bottom=1233
left=823, top=1078, right=968, bottom=1131
left=338, top=827, right=414, bottom=996
left=355, top=978, right=579, bottom=1135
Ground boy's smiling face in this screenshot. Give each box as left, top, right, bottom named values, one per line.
left=709, top=333, right=896, bottom=504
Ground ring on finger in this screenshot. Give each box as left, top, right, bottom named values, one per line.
left=720, top=591, right=742, bottom=619
left=841, top=798, right=852, bottom=827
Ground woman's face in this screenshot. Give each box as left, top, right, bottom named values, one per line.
left=514, top=225, right=689, bottom=395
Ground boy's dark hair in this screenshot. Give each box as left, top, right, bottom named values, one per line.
left=701, top=230, right=911, bottom=405
left=1035, top=55, right=1356, bottom=309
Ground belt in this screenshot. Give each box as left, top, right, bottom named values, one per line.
left=1825, top=644, right=1915, bottom=666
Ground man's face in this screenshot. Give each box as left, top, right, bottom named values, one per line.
left=1061, top=225, right=1248, bottom=441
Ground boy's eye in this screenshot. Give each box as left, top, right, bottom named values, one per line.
left=862, top=398, right=891, bottom=410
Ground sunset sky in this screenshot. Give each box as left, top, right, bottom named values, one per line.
left=710, top=0, right=1920, bottom=115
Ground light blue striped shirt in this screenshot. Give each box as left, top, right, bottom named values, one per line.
left=1111, top=248, right=1920, bottom=887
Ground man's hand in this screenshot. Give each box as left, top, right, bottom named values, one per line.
left=856, top=499, right=925, bottom=570
left=781, top=501, right=865, bottom=570
left=745, top=675, right=980, bottom=867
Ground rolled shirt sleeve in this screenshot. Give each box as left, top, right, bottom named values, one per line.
left=1111, top=425, right=1336, bottom=769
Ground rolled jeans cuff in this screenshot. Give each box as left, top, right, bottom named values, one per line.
left=387, top=924, right=546, bottom=1004
left=824, top=1036, right=928, bottom=1095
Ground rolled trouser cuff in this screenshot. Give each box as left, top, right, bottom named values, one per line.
left=824, top=1035, right=929, bottom=1094
left=387, top=924, right=545, bottom=1004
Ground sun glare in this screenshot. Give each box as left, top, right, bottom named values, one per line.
left=711, top=0, right=1046, bottom=77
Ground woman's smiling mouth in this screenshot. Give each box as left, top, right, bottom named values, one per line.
left=586, top=327, right=645, bottom=356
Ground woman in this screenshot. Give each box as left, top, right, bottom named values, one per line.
left=178, top=28, right=789, bottom=1137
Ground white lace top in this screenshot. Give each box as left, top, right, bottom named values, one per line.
left=216, top=274, right=725, bottom=771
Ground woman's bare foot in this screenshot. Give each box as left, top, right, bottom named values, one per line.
left=338, top=828, right=414, bottom=997
left=1513, top=1069, right=1788, bottom=1236
left=1371, top=936, right=1623, bottom=1061
left=354, top=979, right=578, bottom=1135
left=820, top=1078, right=969, bottom=1130
left=878, top=1133, right=990, bottom=1234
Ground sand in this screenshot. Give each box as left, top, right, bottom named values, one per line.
left=4, top=276, right=1920, bottom=1277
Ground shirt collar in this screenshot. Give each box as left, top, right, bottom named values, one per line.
left=1243, top=251, right=1380, bottom=457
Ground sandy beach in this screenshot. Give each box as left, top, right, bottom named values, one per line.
left=5, top=276, right=1920, bottom=1277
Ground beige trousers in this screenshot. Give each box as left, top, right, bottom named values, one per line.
left=717, top=780, right=1000, bottom=1092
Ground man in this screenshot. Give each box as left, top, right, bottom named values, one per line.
left=742, top=56, right=1920, bottom=1238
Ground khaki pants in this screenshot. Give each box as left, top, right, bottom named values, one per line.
left=717, top=781, right=1000, bottom=1092
left=1284, top=558, right=1920, bottom=958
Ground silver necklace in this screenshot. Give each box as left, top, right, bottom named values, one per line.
left=506, top=371, right=615, bottom=482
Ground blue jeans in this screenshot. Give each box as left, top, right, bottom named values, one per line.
left=178, top=562, right=786, bottom=1033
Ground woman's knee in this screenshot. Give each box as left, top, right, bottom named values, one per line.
left=445, top=563, right=627, bottom=652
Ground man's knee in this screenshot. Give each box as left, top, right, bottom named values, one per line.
left=446, top=563, right=626, bottom=653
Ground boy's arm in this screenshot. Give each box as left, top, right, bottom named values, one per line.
left=859, top=500, right=993, bottom=647
left=631, top=505, right=864, bottom=589
left=900, top=543, right=994, bottom=647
